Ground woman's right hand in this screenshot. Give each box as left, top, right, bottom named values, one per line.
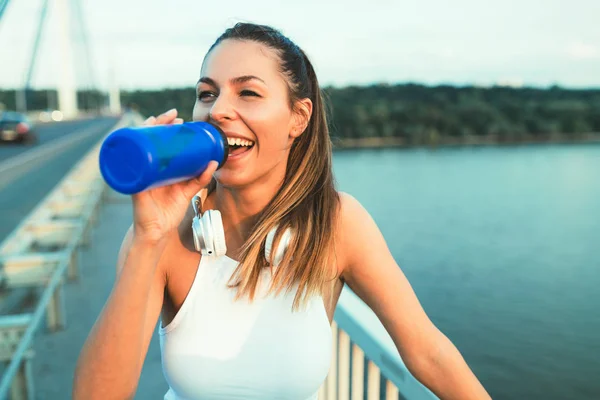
left=130, top=109, right=218, bottom=244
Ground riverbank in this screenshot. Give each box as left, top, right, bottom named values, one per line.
left=331, top=132, right=600, bottom=150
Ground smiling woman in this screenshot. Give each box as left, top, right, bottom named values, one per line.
left=73, top=22, right=491, bottom=400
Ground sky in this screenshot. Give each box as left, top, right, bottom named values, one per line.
left=0, top=0, right=599, bottom=91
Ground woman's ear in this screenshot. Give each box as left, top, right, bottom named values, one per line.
left=290, top=98, right=313, bottom=138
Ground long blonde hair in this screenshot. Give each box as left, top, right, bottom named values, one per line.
left=206, top=23, right=340, bottom=311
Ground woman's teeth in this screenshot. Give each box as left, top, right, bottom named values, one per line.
left=227, top=137, right=254, bottom=147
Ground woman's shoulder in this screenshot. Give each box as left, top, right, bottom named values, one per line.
left=337, top=190, right=360, bottom=208
left=336, top=191, right=370, bottom=225
left=334, top=189, right=394, bottom=281
left=333, top=191, right=373, bottom=271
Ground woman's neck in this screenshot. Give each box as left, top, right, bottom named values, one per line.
left=205, top=173, right=284, bottom=256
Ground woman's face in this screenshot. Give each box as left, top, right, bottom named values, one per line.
left=193, top=39, right=307, bottom=189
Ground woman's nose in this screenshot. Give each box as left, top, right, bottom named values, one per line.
left=209, top=95, right=235, bottom=122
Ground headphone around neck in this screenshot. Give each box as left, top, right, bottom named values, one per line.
left=191, top=193, right=291, bottom=266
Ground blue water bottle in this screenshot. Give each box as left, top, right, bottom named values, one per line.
left=99, top=121, right=229, bottom=195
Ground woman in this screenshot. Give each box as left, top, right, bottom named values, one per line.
left=73, top=22, right=490, bottom=400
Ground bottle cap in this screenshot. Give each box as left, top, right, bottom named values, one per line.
left=99, top=128, right=154, bottom=194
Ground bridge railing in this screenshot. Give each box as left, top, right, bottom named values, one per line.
left=0, top=113, right=138, bottom=400
left=317, top=288, right=439, bottom=399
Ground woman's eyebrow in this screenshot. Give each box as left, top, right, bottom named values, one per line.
left=230, top=75, right=266, bottom=85
left=197, top=75, right=266, bottom=88
left=197, top=77, right=217, bottom=87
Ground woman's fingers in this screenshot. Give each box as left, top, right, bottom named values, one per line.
left=155, top=108, right=178, bottom=125
left=143, top=109, right=180, bottom=127
left=143, top=116, right=157, bottom=125
left=182, top=161, right=219, bottom=199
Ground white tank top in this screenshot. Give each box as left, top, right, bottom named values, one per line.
left=158, top=254, right=332, bottom=400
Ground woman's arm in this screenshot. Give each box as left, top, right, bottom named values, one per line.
left=337, top=193, right=491, bottom=400
left=72, top=225, right=169, bottom=400
left=73, top=108, right=215, bottom=399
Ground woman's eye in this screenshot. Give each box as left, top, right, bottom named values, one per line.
left=240, top=90, right=260, bottom=97
left=197, top=91, right=216, bottom=102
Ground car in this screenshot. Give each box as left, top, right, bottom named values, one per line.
left=0, top=111, right=37, bottom=144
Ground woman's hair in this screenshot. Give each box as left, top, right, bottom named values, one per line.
left=204, top=22, right=340, bottom=310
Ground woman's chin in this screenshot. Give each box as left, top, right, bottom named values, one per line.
left=213, top=170, right=253, bottom=189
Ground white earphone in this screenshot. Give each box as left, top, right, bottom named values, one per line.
left=264, top=225, right=292, bottom=266
left=191, top=194, right=291, bottom=266
left=191, top=195, right=227, bottom=257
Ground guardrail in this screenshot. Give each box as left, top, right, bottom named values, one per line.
left=0, top=113, right=138, bottom=400
left=318, top=288, right=439, bottom=400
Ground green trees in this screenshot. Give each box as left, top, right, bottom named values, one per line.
left=322, top=84, right=599, bottom=141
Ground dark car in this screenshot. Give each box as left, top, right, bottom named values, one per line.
left=0, top=111, right=37, bottom=144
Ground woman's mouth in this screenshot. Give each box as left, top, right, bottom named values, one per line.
left=227, top=137, right=255, bottom=157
